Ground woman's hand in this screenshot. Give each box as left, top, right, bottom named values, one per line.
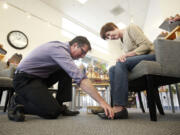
left=117, top=54, right=127, bottom=62
left=117, top=51, right=137, bottom=62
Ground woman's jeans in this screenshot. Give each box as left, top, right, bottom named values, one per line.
left=109, top=54, right=155, bottom=106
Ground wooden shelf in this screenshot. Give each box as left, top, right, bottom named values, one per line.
left=165, top=26, right=180, bottom=40
left=73, top=82, right=109, bottom=87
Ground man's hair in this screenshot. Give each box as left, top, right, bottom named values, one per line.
left=69, top=36, right=91, bottom=50
left=100, top=22, right=118, bottom=40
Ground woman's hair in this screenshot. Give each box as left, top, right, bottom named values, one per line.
left=100, top=22, right=118, bottom=40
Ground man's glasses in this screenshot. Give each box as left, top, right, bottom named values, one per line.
left=80, top=47, right=87, bottom=55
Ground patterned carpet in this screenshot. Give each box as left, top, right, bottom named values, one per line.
left=0, top=109, right=180, bottom=135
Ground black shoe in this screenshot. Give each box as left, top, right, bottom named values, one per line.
left=61, top=105, right=80, bottom=116
left=98, top=108, right=128, bottom=120
left=8, top=94, right=25, bottom=122
left=91, top=107, right=104, bottom=114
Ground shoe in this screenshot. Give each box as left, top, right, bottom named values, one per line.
left=61, top=105, right=80, bottom=116
left=91, top=107, right=104, bottom=114
left=8, top=94, right=25, bottom=122
left=98, top=108, right=128, bottom=120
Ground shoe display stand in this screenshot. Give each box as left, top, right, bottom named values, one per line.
left=70, top=83, right=110, bottom=113
left=87, top=106, right=102, bottom=114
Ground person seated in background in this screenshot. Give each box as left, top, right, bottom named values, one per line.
left=0, top=44, right=7, bottom=61
left=98, top=22, right=155, bottom=119
left=6, top=53, right=23, bottom=67
left=8, top=36, right=114, bottom=122
left=166, top=14, right=180, bottom=23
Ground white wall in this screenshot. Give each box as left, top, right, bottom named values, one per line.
left=143, top=0, right=180, bottom=41
left=0, top=0, right=122, bottom=66
left=1, top=0, right=179, bottom=66
left=159, top=0, right=180, bottom=17
left=106, top=40, right=124, bottom=66
left=0, top=0, right=68, bottom=61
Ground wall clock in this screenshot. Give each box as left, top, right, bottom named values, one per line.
left=7, top=30, right=28, bottom=49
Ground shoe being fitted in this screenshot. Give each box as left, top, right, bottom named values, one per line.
left=8, top=94, right=25, bottom=122
left=91, top=107, right=104, bottom=114
left=61, top=105, right=80, bottom=116
left=98, top=108, right=128, bottom=120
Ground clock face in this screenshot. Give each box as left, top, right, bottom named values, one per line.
left=7, top=31, right=28, bottom=49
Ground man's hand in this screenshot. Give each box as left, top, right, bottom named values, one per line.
left=80, top=79, right=114, bottom=119
left=100, top=101, right=114, bottom=119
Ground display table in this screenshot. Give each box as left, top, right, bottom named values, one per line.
left=70, top=82, right=110, bottom=111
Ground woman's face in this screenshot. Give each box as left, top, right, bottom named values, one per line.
left=105, top=29, right=121, bottom=40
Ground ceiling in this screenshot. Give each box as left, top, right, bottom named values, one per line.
left=41, top=0, right=150, bottom=35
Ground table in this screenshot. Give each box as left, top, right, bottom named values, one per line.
left=70, top=83, right=110, bottom=111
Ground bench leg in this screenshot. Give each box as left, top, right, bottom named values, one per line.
left=146, top=76, right=157, bottom=121
left=4, top=90, right=14, bottom=112
left=0, top=90, right=3, bottom=104
left=137, top=91, right=145, bottom=113
left=154, top=88, right=165, bottom=115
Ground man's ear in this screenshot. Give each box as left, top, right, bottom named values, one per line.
left=73, top=42, right=78, bottom=48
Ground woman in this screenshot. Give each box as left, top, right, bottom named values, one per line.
left=99, top=22, right=155, bottom=119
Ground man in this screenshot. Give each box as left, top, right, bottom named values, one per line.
left=8, top=36, right=114, bottom=122
left=98, top=23, right=155, bottom=119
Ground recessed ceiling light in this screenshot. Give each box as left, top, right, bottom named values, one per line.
left=110, top=5, right=124, bottom=16
left=3, top=3, right=9, bottom=9
left=77, top=0, right=88, bottom=4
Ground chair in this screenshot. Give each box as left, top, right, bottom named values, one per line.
left=175, top=83, right=180, bottom=109
left=0, top=61, right=15, bottom=112
left=127, top=39, right=180, bottom=121
left=168, top=83, right=180, bottom=113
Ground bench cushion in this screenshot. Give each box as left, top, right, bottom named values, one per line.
left=128, top=61, right=161, bottom=80
left=0, top=77, right=13, bottom=87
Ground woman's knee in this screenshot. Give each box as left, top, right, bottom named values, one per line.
left=116, top=61, right=127, bottom=68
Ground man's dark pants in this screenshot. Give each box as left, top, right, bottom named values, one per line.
left=13, top=69, right=72, bottom=119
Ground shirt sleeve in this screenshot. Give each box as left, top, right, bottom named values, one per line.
left=50, top=45, right=87, bottom=85
left=128, top=24, right=154, bottom=55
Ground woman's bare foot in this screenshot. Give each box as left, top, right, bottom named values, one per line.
left=113, top=106, right=125, bottom=113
